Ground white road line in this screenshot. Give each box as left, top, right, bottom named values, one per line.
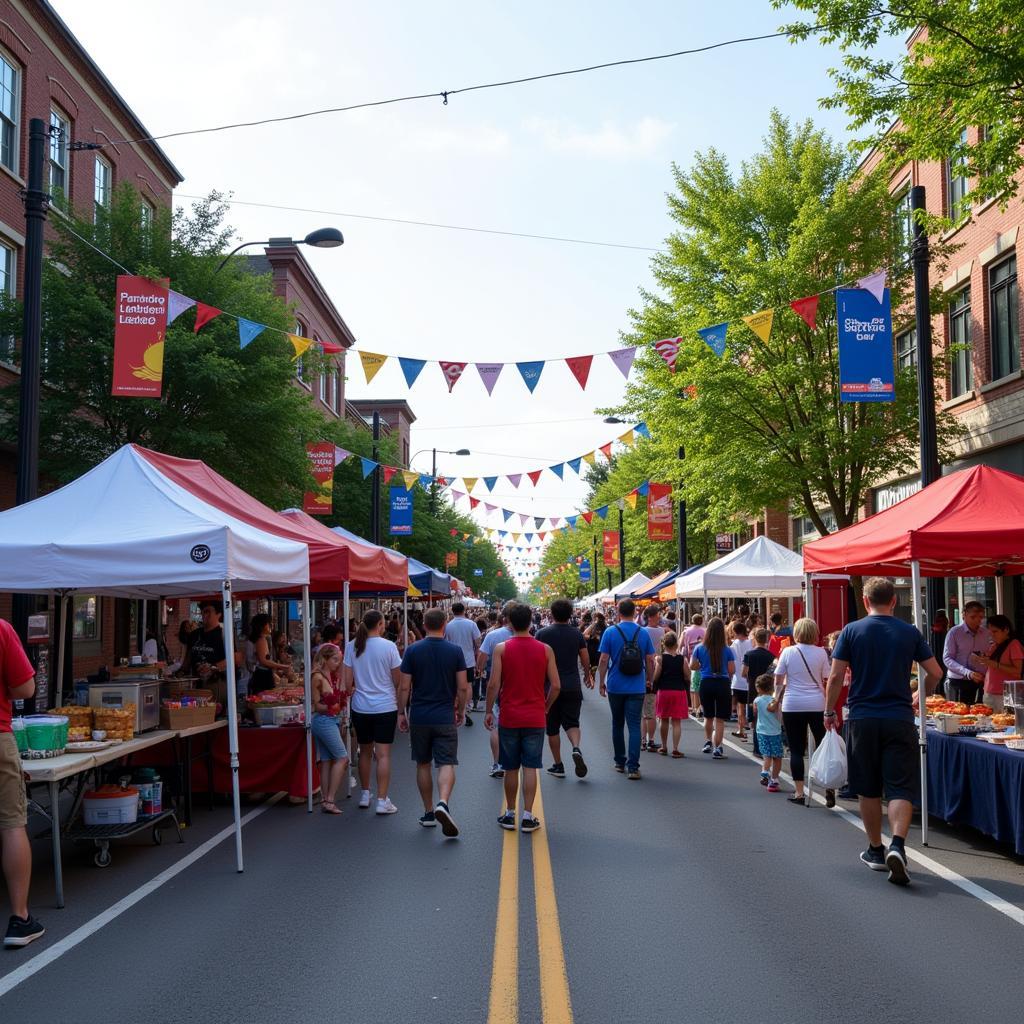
left=0, top=794, right=285, bottom=999
left=714, top=732, right=1024, bottom=928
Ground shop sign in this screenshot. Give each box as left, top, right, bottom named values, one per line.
left=715, top=532, right=733, bottom=554
left=874, top=478, right=921, bottom=513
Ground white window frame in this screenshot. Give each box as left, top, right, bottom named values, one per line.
left=895, top=328, right=917, bottom=371
left=0, top=50, right=20, bottom=175
left=0, top=239, right=15, bottom=363
left=94, top=155, right=112, bottom=220
left=140, top=197, right=155, bottom=231
left=295, top=320, right=310, bottom=388
left=892, top=179, right=913, bottom=256
left=334, top=369, right=343, bottom=413
left=48, top=107, right=70, bottom=203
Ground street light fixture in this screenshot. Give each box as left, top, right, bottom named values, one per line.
left=214, top=226, right=344, bottom=273
left=410, top=448, right=472, bottom=514
left=603, top=416, right=626, bottom=424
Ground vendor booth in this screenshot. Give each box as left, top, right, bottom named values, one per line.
left=802, top=465, right=1024, bottom=850
left=612, top=572, right=652, bottom=601
left=675, top=536, right=804, bottom=602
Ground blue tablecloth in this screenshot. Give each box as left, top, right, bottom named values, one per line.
left=926, top=730, right=1024, bottom=855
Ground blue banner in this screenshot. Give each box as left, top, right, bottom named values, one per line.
left=389, top=486, right=413, bottom=535
left=580, top=558, right=591, bottom=582
left=473, top=568, right=483, bottom=576
left=837, top=287, right=895, bottom=403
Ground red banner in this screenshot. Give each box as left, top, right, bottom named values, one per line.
left=445, top=551, right=458, bottom=568
left=647, top=482, right=674, bottom=541
left=602, top=530, right=620, bottom=567
left=303, top=441, right=336, bottom=515
left=111, top=275, right=169, bottom=397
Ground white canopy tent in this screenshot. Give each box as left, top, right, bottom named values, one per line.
left=612, top=572, right=652, bottom=601
left=675, top=536, right=804, bottom=600
left=0, top=445, right=310, bottom=877
left=576, top=587, right=610, bottom=609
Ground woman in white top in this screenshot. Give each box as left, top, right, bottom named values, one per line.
left=343, top=609, right=403, bottom=815
left=773, top=617, right=833, bottom=805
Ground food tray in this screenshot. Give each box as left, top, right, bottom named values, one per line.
left=66, top=740, right=114, bottom=751
left=1006, top=739, right=1024, bottom=750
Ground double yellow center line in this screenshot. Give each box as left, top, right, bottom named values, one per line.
left=487, top=780, right=574, bottom=1024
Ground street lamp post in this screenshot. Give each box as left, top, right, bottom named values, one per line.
left=678, top=446, right=687, bottom=573
left=214, top=227, right=344, bottom=274
left=410, top=447, right=471, bottom=515
left=592, top=535, right=598, bottom=596
left=618, top=505, right=626, bottom=584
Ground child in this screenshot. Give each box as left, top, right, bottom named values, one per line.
left=652, top=632, right=689, bottom=757
left=729, top=622, right=753, bottom=739
left=753, top=674, right=783, bottom=792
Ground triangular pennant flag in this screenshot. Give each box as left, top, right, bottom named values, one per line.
left=637, top=481, right=650, bottom=496
left=582, top=451, right=596, bottom=466
left=698, top=323, right=728, bottom=357
left=581, top=511, right=594, bottom=525
left=483, top=476, right=498, bottom=492
left=857, top=269, right=888, bottom=303
left=624, top=491, right=638, bottom=510
left=399, top=357, right=426, bottom=388
left=358, top=350, right=387, bottom=382
left=534, top=517, right=544, bottom=529
left=360, top=458, right=376, bottom=479
left=238, top=318, right=266, bottom=349
left=790, top=295, right=819, bottom=331
left=596, top=505, right=608, bottom=519
left=507, top=474, right=522, bottom=489
left=653, top=337, right=681, bottom=372
left=608, top=347, right=637, bottom=379
left=527, top=470, right=543, bottom=487
left=334, top=447, right=351, bottom=466
left=450, top=489, right=465, bottom=501
left=469, top=497, right=480, bottom=510
left=565, top=355, right=593, bottom=390
left=742, top=309, right=775, bottom=343
left=288, top=334, right=314, bottom=361
left=419, top=474, right=433, bottom=491
left=550, top=517, right=561, bottom=528
left=634, top=422, right=651, bottom=439
left=517, top=360, right=545, bottom=393
left=502, top=509, right=513, bottom=522
left=566, top=516, right=578, bottom=529
left=617, top=430, right=636, bottom=448
left=402, top=471, right=419, bottom=491
left=463, top=533, right=472, bottom=541
left=568, top=457, right=582, bottom=475
left=512, top=533, right=521, bottom=543
left=439, top=361, right=467, bottom=392
left=539, top=532, right=546, bottom=541
left=166, top=290, right=196, bottom=326
left=475, top=363, right=504, bottom=396
left=193, top=302, right=222, bottom=333
left=462, top=477, right=478, bottom=494
left=549, top=463, right=564, bottom=480
left=525, top=534, right=534, bottom=543
left=319, top=339, right=344, bottom=355
left=519, top=514, right=529, bottom=526
left=484, top=503, right=497, bottom=513
left=599, top=443, right=613, bottom=461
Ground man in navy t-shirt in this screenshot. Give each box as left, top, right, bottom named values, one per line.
left=398, top=608, right=469, bottom=838
left=826, top=576, right=942, bottom=886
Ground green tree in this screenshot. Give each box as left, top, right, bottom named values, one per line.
left=775, top=0, right=1024, bottom=207
left=609, top=113, right=960, bottom=541
left=0, top=187, right=349, bottom=509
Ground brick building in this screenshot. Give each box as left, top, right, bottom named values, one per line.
left=347, top=398, right=416, bottom=468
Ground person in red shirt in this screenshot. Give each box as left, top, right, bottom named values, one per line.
left=484, top=603, right=560, bottom=833
left=1, top=617, right=45, bottom=948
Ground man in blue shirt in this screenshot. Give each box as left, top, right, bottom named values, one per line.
left=826, top=577, right=942, bottom=886
left=597, top=599, right=656, bottom=779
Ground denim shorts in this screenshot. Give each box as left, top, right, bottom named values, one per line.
left=758, top=732, right=784, bottom=758
left=498, top=727, right=544, bottom=771
left=311, top=713, right=348, bottom=762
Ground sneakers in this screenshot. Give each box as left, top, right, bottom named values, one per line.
left=434, top=801, right=459, bottom=838
left=766, top=780, right=781, bottom=792
left=4, top=914, right=45, bottom=949
left=358, top=789, right=371, bottom=808
left=613, top=763, right=625, bottom=773
left=489, top=763, right=505, bottom=778
left=546, top=763, right=566, bottom=779
left=626, top=768, right=642, bottom=780
left=860, top=845, right=887, bottom=871
left=375, top=797, right=398, bottom=815
left=701, top=741, right=713, bottom=754
left=418, top=810, right=437, bottom=828
left=886, top=844, right=911, bottom=886
left=712, top=746, right=725, bottom=759
left=759, top=770, right=771, bottom=787
left=640, top=740, right=648, bottom=752
left=825, top=788, right=836, bottom=808
left=497, top=810, right=516, bottom=830
left=572, top=747, right=588, bottom=778
left=520, top=815, right=541, bottom=833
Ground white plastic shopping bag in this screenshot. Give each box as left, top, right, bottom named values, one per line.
left=809, top=728, right=848, bottom=789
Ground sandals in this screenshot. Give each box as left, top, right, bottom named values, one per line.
left=731, top=731, right=747, bottom=739
left=321, top=801, right=342, bottom=815
left=658, top=747, right=668, bottom=756
left=671, top=751, right=684, bottom=759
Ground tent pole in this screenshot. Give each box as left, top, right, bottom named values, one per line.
left=910, top=559, right=929, bottom=847
left=403, top=592, right=409, bottom=651
left=343, top=581, right=353, bottom=798
left=804, top=573, right=813, bottom=620
left=996, top=575, right=1005, bottom=615
left=55, top=592, right=68, bottom=703
left=302, top=584, right=314, bottom=814
left=221, top=581, right=244, bottom=872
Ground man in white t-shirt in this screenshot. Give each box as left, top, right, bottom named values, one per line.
left=445, top=603, right=482, bottom=719
left=729, top=621, right=754, bottom=739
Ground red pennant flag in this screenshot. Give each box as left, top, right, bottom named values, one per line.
left=450, top=528, right=459, bottom=536
left=653, top=336, right=681, bottom=372
left=539, top=532, right=546, bottom=541
left=565, top=355, right=593, bottom=390
left=320, top=339, right=344, bottom=354
left=439, top=361, right=467, bottom=392
left=469, top=497, right=480, bottom=509
left=383, top=466, right=397, bottom=485
left=436, top=476, right=448, bottom=486
left=790, top=295, right=819, bottom=331
left=528, top=470, right=542, bottom=487
left=193, top=302, right=222, bottom=333
left=599, top=443, right=613, bottom=460
left=581, top=511, right=594, bottom=525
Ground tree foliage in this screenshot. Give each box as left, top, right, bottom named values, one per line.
left=775, top=0, right=1024, bottom=208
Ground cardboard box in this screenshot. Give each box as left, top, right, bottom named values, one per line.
left=160, top=704, right=217, bottom=730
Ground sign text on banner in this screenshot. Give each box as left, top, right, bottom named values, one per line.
left=111, top=275, right=169, bottom=397
left=303, top=442, right=336, bottom=515
left=647, top=482, right=674, bottom=541
left=602, top=530, right=620, bottom=567
left=836, top=287, right=895, bottom=403
left=473, top=568, right=484, bottom=576
left=715, top=532, right=734, bottom=554
left=389, top=486, right=413, bottom=535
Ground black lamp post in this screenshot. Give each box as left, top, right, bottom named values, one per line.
left=214, top=226, right=344, bottom=274
left=678, top=446, right=687, bottom=573
left=412, top=448, right=471, bottom=515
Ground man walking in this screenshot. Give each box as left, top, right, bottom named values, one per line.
left=942, top=601, right=992, bottom=704
left=537, top=599, right=593, bottom=779
left=478, top=604, right=514, bottom=778
left=445, top=602, right=481, bottom=722
left=2, top=617, right=45, bottom=948
left=597, top=599, right=656, bottom=780
left=825, top=577, right=942, bottom=886
left=397, top=609, right=470, bottom=838
left=484, top=603, right=560, bottom=832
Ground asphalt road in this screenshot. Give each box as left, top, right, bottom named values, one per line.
left=2, top=698, right=1023, bottom=1023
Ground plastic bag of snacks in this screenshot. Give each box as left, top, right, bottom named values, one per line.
left=93, top=705, right=135, bottom=742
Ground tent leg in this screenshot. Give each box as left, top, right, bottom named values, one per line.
left=910, top=559, right=929, bottom=847
left=403, top=592, right=408, bottom=652
left=804, top=573, right=813, bottom=620
left=221, top=582, right=244, bottom=872
left=996, top=575, right=1005, bottom=614
left=302, top=585, right=314, bottom=814
left=55, top=593, right=69, bottom=703
left=343, top=581, right=353, bottom=799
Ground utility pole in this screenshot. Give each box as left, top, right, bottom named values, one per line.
left=429, top=447, right=437, bottom=516
left=678, top=446, right=687, bottom=573
left=618, top=506, right=626, bottom=584
left=370, top=411, right=381, bottom=545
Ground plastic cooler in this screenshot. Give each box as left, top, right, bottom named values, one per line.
left=24, top=714, right=69, bottom=752
left=83, top=786, right=140, bottom=826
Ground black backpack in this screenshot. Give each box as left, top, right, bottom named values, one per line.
left=613, top=624, right=644, bottom=676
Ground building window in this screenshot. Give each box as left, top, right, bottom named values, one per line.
left=294, top=320, right=308, bottom=386
left=140, top=198, right=154, bottom=231
left=948, top=286, right=973, bottom=397
left=73, top=595, right=99, bottom=641
left=319, top=371, right=327, bottom=403
left=892, top=181, right=913, bottom=257
left=48, top=108, right=70, bottom=205
left=989, top=255, right=1019, bottom=381
left=0, top=241, right=14, bottom=362
left=94, top=156, right=112, bottom=220
left=0, top=52, right=19, bottom=173
left=945, top=128, right=970, bottom=221
left=896, top=328, right=917, bottom=371
left=791, top=511, right=837, bottom=554
left=334, top=369, right=343, bottom=412
left=326, top=371, right=336, bottom=412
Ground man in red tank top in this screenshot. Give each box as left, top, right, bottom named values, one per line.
left=484, top=603, right=560, bottom=832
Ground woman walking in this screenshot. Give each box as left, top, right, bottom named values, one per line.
left=311, top=643, right=348, bottom=814
left=689, top=617, right=735, bottom=759
left=653, top=632, right=689, bottom=757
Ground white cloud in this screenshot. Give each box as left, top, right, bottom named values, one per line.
left=525, top=116, right=675, bottom=159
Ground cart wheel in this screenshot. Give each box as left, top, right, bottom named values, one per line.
left=94, top=848, right=111, bottom=868
left=152, top=826, right=163, bottom=845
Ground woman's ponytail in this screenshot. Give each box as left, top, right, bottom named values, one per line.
left=355, top=609, right=384, bottom=657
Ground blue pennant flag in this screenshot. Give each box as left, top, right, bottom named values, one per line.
left=238, top=318, right=266, bottom=349
left=596, top=505, right=608, bottom=519
left=502, top=509, right=513, bottom=522
left=419, top=474, right=433, bottom=490
left=568, top=457, right=582, bottom=475
left=566, top=515, right=578, bottom=529
left=698, top=322, right=728, bottom=357
left=549, top=463, right=564, bottom=480
left=499, top=530, right=508, bottom=538
left=634, top=422, right=651, bottom=439
left=637, top=481, right=650, bottom=496
left=360, top=458, right=376, bottom=479
left=399, top=357, right=427, bottom=388
left=516, top=360, right=545, bottom=393
left=484, top=476, right=498, bottom=492
left=525, top=533, right=534, bottom=542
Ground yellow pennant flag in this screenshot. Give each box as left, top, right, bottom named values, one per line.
left=624, top=491, right=638, bottom=510
left=742, top=309, right=774, bottom=344
left=512, top=533, right=521, bottom=543
left=617, top=429, right=636, bottom=447
left=462, top=477, right=479, bottom=494
left=582, top=451, right=597, bottom=465
left=359, top=350, right=387, bottom=383
left=402, top=470, right=419, bottom=491
left=289, top=334, right=313, bottom=361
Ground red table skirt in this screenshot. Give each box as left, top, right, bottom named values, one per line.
left=136, top=726, right=319, bottom=800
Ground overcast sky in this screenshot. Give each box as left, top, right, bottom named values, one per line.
left=61, top=0, right=891, bottom=575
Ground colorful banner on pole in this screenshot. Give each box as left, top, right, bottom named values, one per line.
left=579, top=558, right=591, bottom=583
left=303, top=441, right=336, bottom=515
left=389, top=486, right=413, bottom=535
left=445, top=551, right=458, bottom=568
left=111, top=275, right=169, bottom=397
left=836, top=287, right=895, bottom=403
left=647, top=482, right=674, bottom=541
left=602, top=530, right=620, bottom=567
